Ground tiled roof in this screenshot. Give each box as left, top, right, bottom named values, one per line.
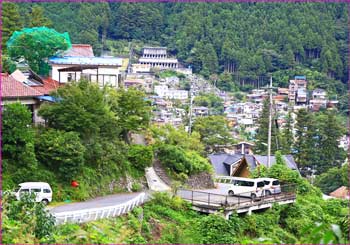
left=1, top=73, right=43, bottom=98
left=64, top=44, right=94, bottom=57
left=32, top=77, right=61, bottom=95
left=329, top=186, right=349, bottom=199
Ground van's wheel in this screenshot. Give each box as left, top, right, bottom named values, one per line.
left=42, top=199, right=49, bottom=205
left=228, top=190, right=234, bottom=196
left=265, top=190, right=271, bottom=196
left=251, top=193, right=257, bottom=201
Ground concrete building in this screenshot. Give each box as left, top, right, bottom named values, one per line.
left=139, top=47, right=178, bottom=69
left=289, top=76, right=307, bottom=105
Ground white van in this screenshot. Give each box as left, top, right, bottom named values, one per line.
left=258, top=178, right=281, bottom=195
left=227, top=177, right=265, bottom=199
left=14, top=182, right=52, bottom=205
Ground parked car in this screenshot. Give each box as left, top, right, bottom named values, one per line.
left=227, top=177, right=266, bottom=200
left=14, top=182, right=52, bottom=205
left=258, top=178, right=281, bottom=195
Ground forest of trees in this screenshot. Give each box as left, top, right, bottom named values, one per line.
left=3, top=2, right=348, bottom=82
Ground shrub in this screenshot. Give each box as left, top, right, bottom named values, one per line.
left=156, top=144, right=212, bottom=176
left=127, top=145, right=153, bottom=171
left=35, top=129, right=86, bottom=181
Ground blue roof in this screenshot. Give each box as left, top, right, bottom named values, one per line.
left=295, top=75, right=306, bottom=80
left=36, top=95, right=61, bottom=103
left=49, top=56, right=123, bottom=66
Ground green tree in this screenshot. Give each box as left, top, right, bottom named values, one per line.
left=7, top=27, right=71, bottom=74
left=192, top=115, right=233, bottom=151
left=2, top=103, right=38, bottom=183
left=110, top=88, right=151, bottom=142
left=2, top=2, right=21, bottom=53
left=315, top=165, right=349, bottom=194
left=254, top=98, right=278, bottom=154
left=35, top=129, right=86, bottom=181
left=27, top=6, right=52, bottom=28
left=293, top=108, right=309, bottom=167
left=280, top=112, right=294, bottom=154
left=127, top=145, right=154, bottom=171
left=150, top=125, right=204, bottom=154
left=317, top=110, right=346, bottom=172
left=39, top=81, right=120, bottom=142
left=193, top=93, right=224, bottom=115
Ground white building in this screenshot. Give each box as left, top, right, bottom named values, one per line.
left=139, top=47, right=179, bottom=69
left=49, top=56, right=124, bottom=87
left=154, top=85, right=188, bottom=100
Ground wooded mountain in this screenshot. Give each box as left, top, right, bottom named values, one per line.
left=3, top=2, right=348, bottom=85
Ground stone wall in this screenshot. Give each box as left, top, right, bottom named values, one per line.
left=185, top=172, right=215, bottom=189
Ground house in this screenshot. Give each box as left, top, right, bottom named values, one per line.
left=192, top=106, right=209, bottom=117
left=209, top=153, right=299, bottom=177
left=11, top=69, right=61, bottom=95
left=1, top=73, right=44, bottom=123
left=64, top=44, right=94, bottom=57
left=49, top=44, right=125, bottom=87
left=289, top=76, right=307, bottom=104
left=329, top=186, right=349, bottom=199
left=312, top=89, right=327, bottom=100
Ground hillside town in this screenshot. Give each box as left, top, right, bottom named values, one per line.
left=2, top=2, right=349, bottom=244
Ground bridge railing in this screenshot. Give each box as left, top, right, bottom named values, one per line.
left=177, top=184, right=296, bottom=208
left=52, top=192, right=146, bottom=225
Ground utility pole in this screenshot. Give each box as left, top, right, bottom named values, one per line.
left=267, top=76, right=273, bottom=168
left=188, top=84, right=194, bottom=135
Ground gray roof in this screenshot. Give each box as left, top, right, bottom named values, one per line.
left=209, top=153, right=299, bottom=176
left=223, top=154, right=243, bottom=165
left=209, top=153, right=230, bottom=175
left=254, top=155, right=299, bottom=170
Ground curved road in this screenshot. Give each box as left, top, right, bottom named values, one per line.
left=49, top=192, right=148, bottom=214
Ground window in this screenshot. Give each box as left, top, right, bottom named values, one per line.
left=264, top=180, right=270, bottom=185
left=257, top=182, right=265, bottom=188
left=20, top=189, right=29, bottom=193
left=43, top=189, right=51, bottom=193
left=31, top=188, right=41, bottom=193
left=67, top=73, right=76, bottom=82
left=235, top=180, right=254, bottom=187
left=272, top=180, right=280, bottom=186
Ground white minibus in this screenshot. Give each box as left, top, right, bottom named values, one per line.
left=14, top=182, right=53, bottom=205
left=227, top=177, right=265, bottom=199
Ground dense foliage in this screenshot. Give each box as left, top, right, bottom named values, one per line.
left=2, top=103, right=38, bottom=187
left=294, top=109, right=347, bottom=175
left=315, top=164, right=349, bottom=194
left=2, top=81, right=152, bottom=201
left=192, top=115, right=234, bottom=151
left=7, top=27, right=71, bottom=74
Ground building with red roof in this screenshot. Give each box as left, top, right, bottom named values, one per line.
left=1, top=73, right=52, bottom=124
left=64, top=44, right=94, bottom=57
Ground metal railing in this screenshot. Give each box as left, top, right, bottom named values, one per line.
left=52, top=192, right=146, bottom=225
left=177, top=184, right=296, bottom=209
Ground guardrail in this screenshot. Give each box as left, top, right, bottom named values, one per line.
left=177, top=184, right=296, bottom=208
left=53, top=192, right=146, bottom=225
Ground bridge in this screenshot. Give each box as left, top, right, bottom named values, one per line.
left=177, top=184, right=296, bottom=219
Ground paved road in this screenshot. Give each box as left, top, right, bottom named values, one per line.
left=49, top=192, right=146, bottom=213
